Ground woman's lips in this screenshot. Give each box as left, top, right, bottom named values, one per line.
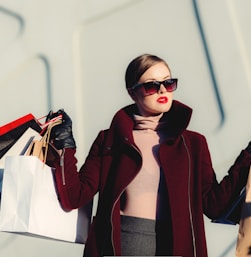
left=157, top=96, right=168, bottom=103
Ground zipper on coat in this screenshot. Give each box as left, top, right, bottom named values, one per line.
left=110, top=143, right=142, bottom=255
left=60, top=148, right=66, bottom=185
left=181, top=135, right=197, bottom=257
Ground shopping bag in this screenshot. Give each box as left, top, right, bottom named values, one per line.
left=212, top=188, right=245, bottom=225
left=0, top=155, right=91, bottom=243
left=0, top=112, right=62, bottom=159
left=235, top=167, right=251, bottom=256
left=0, top=112, right=61, bottom=201
left=0, top=127, right=42, bottom=198
left=0, top=119, right=92, bottom=243
left=26, top=117, right=62, bottom=163
left=0, top=114, right=42, bottom=158
left=0, top=127, right=41, bottom=169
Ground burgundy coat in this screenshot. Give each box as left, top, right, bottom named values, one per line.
left=53, top=100, right=251, bottom=257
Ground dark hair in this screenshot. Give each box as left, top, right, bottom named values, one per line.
left=125, top=54, right=171, bottom=89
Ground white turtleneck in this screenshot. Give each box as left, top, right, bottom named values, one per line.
left=120, top=113, right=167, bottom=220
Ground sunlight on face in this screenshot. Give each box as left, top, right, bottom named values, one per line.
left=133, top=62, right=174, bottom=117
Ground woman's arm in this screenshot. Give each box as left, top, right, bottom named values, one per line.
left=52, top=131, right=105, bottom=210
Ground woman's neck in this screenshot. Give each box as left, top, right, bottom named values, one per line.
left=133, top=113, right=164, bottom=131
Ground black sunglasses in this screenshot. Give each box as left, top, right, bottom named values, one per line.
left=131, top=78, right=178, bottom=96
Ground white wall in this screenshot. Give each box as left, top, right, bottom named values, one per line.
left=0, top=0, right=251, bottom=256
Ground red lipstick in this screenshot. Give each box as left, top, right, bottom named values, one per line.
left=157, top=96, right=168, bottom=103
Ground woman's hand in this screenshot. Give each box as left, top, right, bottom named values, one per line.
left=46, top=109, right=76, bottom=149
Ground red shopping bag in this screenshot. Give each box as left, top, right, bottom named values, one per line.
left=0, top=114, right=42, bottom=158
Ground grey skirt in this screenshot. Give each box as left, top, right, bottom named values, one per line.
left=120, top=215, right=156, bottom=256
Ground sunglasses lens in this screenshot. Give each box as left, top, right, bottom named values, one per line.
left=163, top=79, right=177, bottom=92
left=143, top=82, right=159, bottom=95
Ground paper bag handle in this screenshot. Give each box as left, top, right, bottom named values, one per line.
left=26, top=119, right=62, bottom=162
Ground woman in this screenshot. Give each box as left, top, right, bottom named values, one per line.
left=48, top=54, right=251, bottom=257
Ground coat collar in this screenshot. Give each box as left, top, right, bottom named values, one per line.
left=109, top=100, right=193, bottom=143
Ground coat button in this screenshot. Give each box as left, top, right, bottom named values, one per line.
left=124, top=137, right=128, bottom=141
left=106, top=146, right=111, bottom=150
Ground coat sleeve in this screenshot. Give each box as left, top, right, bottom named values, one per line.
left=201, top=135, right=251, bottom=219
left=53, top=130, right=105, bottom=210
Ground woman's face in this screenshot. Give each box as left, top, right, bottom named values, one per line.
left=132, top=62, right=174, bottom=117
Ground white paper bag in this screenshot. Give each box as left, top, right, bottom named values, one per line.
left=236, top=167, right=251, bottom=256
left=0, top=127, right=41, bottom=195
left=0, top=155, right=91, bottom=243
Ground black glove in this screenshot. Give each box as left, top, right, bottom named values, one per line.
left=46, top=109, right=76, bottom=149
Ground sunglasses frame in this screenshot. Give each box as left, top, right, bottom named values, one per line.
left=131, top=78, right=178, bottom=96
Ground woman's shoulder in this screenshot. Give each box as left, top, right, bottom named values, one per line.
left=183, top=129, right=207, bottom=143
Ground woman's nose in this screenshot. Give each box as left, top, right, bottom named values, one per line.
left=158, top=84, right=166, bottom=93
